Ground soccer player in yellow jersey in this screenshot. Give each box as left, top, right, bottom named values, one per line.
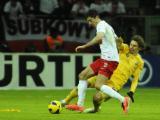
left=62, top=35, right=145, bottom=113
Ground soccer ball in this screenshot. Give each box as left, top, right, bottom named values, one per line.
left=48, top=100, right=62, bottom=114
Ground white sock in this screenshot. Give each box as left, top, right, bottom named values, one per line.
left=100, top=85, right=124, bottom=103
left=77, top=80, right=88, bottom=106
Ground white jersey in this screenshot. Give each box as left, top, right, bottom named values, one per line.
left=97, top=20, right=119, bottom=62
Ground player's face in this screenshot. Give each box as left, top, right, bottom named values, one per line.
left=129, top=40, right=140, bottom=54
left=87, top=17, right=97, bottom=27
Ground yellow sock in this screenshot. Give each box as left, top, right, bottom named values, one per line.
left=64, top=87, right=78, bottom=104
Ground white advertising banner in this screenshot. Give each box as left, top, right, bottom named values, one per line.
left=0, top=53, right=100, bottom=89
left=0, top=53, right=154, bottom=89
left=2, top=17, right=95, bottom=43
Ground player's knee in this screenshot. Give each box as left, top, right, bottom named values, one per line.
left=93, top=93, right=103, bottom=103
left=79, top=72, right=88, bottom=80
left=94, top=82, right=103, bottom=90
left=78, top=72, right=83, bottom=79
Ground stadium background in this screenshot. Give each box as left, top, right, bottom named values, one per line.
left=0, top=0, right=160, bottom=120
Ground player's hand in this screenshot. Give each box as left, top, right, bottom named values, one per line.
left=127, top=91, right=134, bottom=103
left=75, top=45, right=86, bottom=52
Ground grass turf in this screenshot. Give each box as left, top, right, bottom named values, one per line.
left=0, top=88, right=160, bottom=120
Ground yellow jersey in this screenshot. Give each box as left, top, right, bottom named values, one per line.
left=110, top=43, right=144, bottom=92
left=88, top=43, right=144, bottom=93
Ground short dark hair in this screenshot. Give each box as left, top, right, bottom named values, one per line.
left=131, top=35, right=145, bottom=49
left=86, top=10, right=99, bottom=18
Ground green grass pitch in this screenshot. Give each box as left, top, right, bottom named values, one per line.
left=0, top=88, right=160, bottom=120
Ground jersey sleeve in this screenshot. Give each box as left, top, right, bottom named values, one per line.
left=97, top=21, right=106, bottom=33
left=119, top=43, right=129, bottom=53
left=129, top=58, right=144, bottom=93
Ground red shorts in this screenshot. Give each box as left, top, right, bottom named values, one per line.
left=90, top=58, right=118, bottom=78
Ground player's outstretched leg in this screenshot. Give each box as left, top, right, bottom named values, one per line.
left=60, top=87, right=78, bottom=107
left=65, top=82, right=86, bottom=112
left=84, top=91, right=110, bottom=113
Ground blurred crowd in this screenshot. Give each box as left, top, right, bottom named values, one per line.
left=0, top=0, right=160, bottom=20
left=0, top=0, right=159, bottom=54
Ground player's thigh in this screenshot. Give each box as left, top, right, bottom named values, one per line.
left=79, top=65, right=94, bottom=80
left=95, top=74, right=109, bottom=89
left=87, top=76, right=97, bottom=88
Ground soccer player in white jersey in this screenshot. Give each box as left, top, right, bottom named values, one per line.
left=66, top=10, right=130, bottom=112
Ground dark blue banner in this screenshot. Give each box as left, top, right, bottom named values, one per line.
left=127, top=54, right=160, bottom=87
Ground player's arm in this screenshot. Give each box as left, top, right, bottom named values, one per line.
left=128, top=61, right=144, bottom=102
left=75, top=32, right=104, bottom=52
left=116, top=37, right=123, bottom=50
left=116, top=37, right=129, bottom=52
